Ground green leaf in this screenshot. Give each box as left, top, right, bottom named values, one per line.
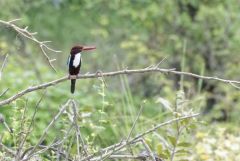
left=99, top=119, right=108, bottom=124
left=163, top=149, right=170, bottom=158
left=158, top=153, right=168, bottom=159
left=167, top=135, right=176, bottom=146
left=176, top=149, right=190, bottom=154
left=156, top=143, right=163, bottom=155
left=188, top=123, right=197, bottom=129
left=177, top=142, right=191, bottom=147
left=180, top=118, right=190, bottom=126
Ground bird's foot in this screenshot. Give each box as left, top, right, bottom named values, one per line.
left=68, top=75, right=77, bottom=79
left=96, top=70, right=103, bottom=76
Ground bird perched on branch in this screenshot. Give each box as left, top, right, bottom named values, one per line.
left=68, top=45, right=96, bottom=93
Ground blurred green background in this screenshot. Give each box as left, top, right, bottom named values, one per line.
left=1, top=0, right=240, bottom=160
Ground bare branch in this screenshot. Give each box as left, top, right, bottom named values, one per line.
left=0, top=19, right=61, bottom=72
left=8, top=18, right=22, bottom=23
left=154, top=56, right=168, bottom=68
left=126, top=105, right=144, bottom=142
left=40, top=45, right=57, bottom=72
left=70, top=100, right=89, bottom=157
left=0, top=66, right=240, bottom=107
left=230, top=82, right=240, bottom=89
left=128, top=113, right=200, bottom=146
left=0, top=113, right=12, bottom=133
left=108, top=154, right=148, bottom=160
left=140, top=138, right=157, bottom=161
left=0, top=77, right=67, bottom=106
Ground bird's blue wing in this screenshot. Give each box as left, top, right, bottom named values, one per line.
left=67, top=55, right=70, bottom=67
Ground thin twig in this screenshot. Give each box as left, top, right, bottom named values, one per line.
left=0, top=54, right=8, bottom=80
left=110, top=154, right=150, bottom=160
left=0, top=66, right=240, bottom=107
left=0, top=88, right=9, bottom=98
left=8, top=18, right=22, bottom=23
left=38, top=145, right=73, bottom=161
left=98, top=139, right=127, bottom=161
left=153, top=132, right=172, bottom=150
left=126, top=105, right=144, bottom=142
left=140, top=138, right=157, bottom=161
left=154, top=56, right=168, bottom=68
left=0, top=19, right=61, bottom=72
left=40, top=45, right=57, bottom=72
left=0, top=113, right=12, bottom=133
left=57, top=123, right=75, bottom=161
left=125, top=105, right=144, bottom=156
left=70, top=100, right=89, bottom=157
left=31, top=139, right=64, bottom=157
left=230, top=82, right=240, bottom=89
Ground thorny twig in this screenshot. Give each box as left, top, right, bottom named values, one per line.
left=0, top=19, right=61, bottom=72
left=0, top=66, right=240, bottom=107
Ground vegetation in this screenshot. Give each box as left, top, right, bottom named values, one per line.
left=0, top=0, right=240, bottom=160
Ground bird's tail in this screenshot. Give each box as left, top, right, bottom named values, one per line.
left=71, top=79, right=76, bottom=94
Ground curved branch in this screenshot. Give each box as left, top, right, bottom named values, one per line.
left=0, top=67, right=239, bottom=107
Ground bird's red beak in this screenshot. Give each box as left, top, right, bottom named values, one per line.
left=82, top=46, right=96, bottom=51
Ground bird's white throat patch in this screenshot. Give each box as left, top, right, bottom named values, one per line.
left=73, top=53, right=81, bottom=67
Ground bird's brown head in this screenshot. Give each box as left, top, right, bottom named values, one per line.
left=71, top=45, right=96, bottom=55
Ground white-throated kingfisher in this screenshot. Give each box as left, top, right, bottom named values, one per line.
left=68, top=45, right=96, bottom=93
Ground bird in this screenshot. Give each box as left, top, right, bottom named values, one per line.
left=68, top=45, right=96, bottom=93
